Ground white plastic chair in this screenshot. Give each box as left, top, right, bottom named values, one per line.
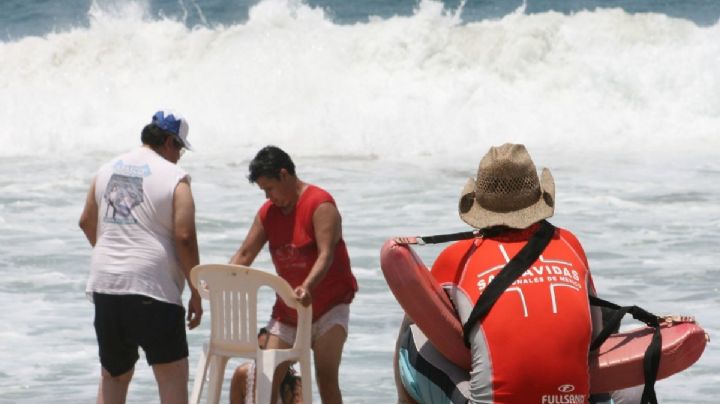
left=189, top=264, right=313, bottom=404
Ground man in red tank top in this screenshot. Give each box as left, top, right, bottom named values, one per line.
left=395, top=144, right=605, bottom=404
left=229, top=146, right=357, bottom=404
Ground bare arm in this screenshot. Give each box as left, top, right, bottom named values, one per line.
left=294, top=201, right=342, bottom=306
left=78, top=179, right=98, bottom=247
left=173, top=179, right=203, bottom=329
left=229, top=214, right=267, bottom=266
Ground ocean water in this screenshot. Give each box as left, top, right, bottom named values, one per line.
left=1, top=0, right=719, bottom=403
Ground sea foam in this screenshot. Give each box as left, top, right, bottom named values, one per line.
left=1, top=0, right=718, bottom=163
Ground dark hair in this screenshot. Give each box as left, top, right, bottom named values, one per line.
left=141, top=124, right=176, bottom=147
left=248, top=145, right=296, bottom=183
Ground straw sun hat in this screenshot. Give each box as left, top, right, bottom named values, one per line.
left=459, top=143, right=555, bottom=229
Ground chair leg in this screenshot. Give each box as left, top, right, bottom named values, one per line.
left=299, top=354, right=313, bottom=404
left=190, top=345, right=211, bottom=404
left=256, top=351, right=279, bottom=404
left=206, top=355, right=229, bottom=404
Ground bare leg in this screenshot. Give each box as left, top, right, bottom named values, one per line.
left=312, top=325, right=346, bottom=404
left=152, top=358, right=189, bottom=404
left=99, top=367, right=134, bottom=404
left=230, top=363, right=252, bottom=404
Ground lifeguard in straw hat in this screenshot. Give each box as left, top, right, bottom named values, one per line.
left=458, top=143, right=555, bottom=229
left=394, top=142, right=604, bottom=403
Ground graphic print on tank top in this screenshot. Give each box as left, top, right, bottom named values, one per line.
left=102, top=160, right=150, bottom=225
left=471, top=243, right=584, bottom=317
left=272, top=243, right=309, bottom=271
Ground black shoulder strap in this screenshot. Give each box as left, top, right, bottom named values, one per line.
left=589, top=295, right=662, bottom=404
left=415, top=230, right=480, bottom=244
left=462, top=220, right=555, bottom=348
left=407, top=226, right=508, bottom=245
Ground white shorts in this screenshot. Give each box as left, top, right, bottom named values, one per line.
left=266, top=304, right=350, bottom=346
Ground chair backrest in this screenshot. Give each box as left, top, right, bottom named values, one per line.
left=191, top=264, right=312, bottom=356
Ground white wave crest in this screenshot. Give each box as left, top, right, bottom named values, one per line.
left=0, top=0, right=718, bottom=163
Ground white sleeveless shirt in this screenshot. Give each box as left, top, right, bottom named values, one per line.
left=86, top=147, right=189, bottom=306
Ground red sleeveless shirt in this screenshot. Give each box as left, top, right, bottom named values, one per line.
left=432, top=224, right=594, bottom=404
left=259, top=185, right=357, bottom=325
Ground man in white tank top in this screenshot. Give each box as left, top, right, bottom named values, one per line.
left=79, top=110, right=203, bottom=404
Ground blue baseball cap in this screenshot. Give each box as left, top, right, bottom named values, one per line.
left=151, top=110, right=193, bottom=151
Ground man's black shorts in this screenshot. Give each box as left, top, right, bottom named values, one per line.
left=93, top=293, right=188, bottom=376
